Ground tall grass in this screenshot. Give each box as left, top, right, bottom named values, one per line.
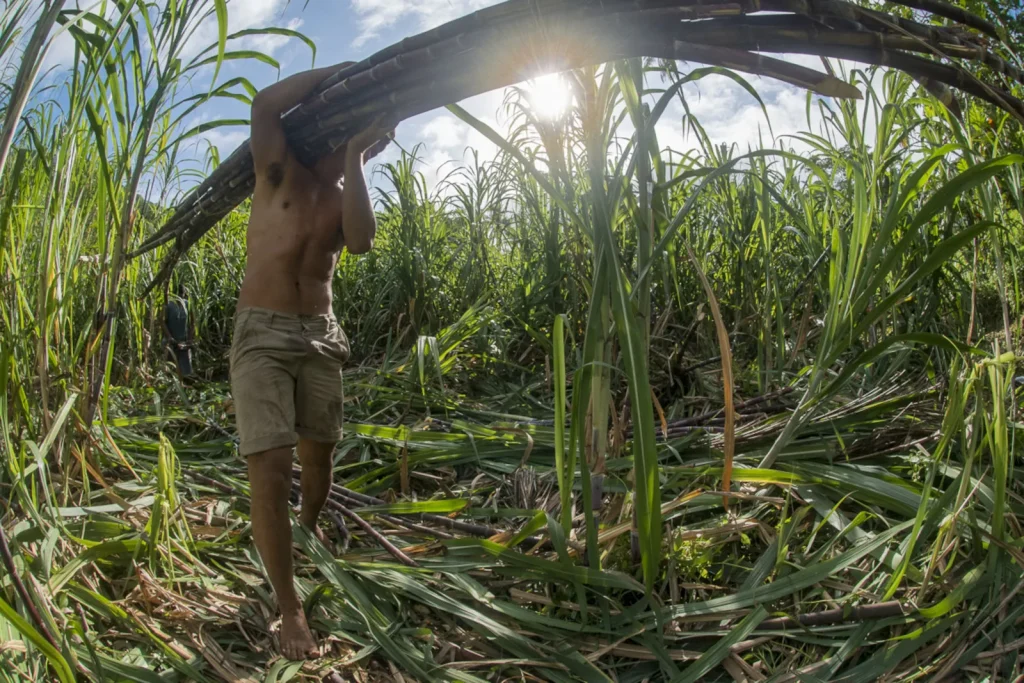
left=1, top=2, right=1022, bottom=681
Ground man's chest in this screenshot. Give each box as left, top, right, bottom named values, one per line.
left=278, top=180, right=344, bottom=239
left=250, top=186, right=344, bottom=252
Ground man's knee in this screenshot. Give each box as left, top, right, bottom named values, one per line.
left=248, top=448, right=294, bottom=489
left=297, top=439, right=334, bottom=467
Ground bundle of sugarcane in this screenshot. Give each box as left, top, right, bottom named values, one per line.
left=133, top=0, right=1022, bottom=291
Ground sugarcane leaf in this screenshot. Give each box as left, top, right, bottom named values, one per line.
left=185, top=50, right=279, bottom=75
left=209, top=0, right=227, bottom=91
left=671, top=606, right=768, bottom=683
left=352, top=499, right=468, bottom=514
left=0, top=594, right=74, bottom=683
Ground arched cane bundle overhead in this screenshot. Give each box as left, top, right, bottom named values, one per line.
left=135, top=0, right=1023, bottom=290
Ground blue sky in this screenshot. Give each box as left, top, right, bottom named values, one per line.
left=41, top=0, right=872, bottom=194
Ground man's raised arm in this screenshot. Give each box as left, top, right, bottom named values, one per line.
left=338, top=117, right=394, bottom=254
left=250, top=62, right=355, bottom=183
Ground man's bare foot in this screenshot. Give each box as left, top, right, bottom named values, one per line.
left=300, top=515, right=332, bottom=548
left=312, top=525, right=332, bottom=549
left=280, top=608, right=318, bottom=660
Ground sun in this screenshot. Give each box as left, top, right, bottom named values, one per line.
left=525, top=73, right=572, bottom=121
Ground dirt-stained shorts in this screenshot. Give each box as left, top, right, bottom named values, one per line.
left=230, top=307, right=350, bottom=457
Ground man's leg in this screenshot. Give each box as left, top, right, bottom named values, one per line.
left=297, top=438, right=334, bottom=537
left=295, top=317, right=347, bottom=537
left=248, top=447, right=317, bottom=660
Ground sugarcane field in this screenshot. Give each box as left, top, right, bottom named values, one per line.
left=3, top=0, right=1024, bottom=680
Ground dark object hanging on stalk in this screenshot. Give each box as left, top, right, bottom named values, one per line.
left=163, top=284, right=193, bottom=377
left=133, top=0, right=1024, bottom=292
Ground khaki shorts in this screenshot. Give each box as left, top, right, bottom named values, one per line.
left=229, top=307, right=350, bottom=456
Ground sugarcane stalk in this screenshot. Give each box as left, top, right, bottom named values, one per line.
left=755, top=601, right=907, bottom=630
left=131, top=0, right=1018, bottom=292
left=329, top=500, right=420, bottom=567
left=0, top=0, right=67, bottom=180
left=0, top=520, right=60, bottom=652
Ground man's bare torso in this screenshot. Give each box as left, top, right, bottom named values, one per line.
left=238, top=154, right=345, bottom=316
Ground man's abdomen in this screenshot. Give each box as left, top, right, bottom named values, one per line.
left=238, top=237, right=336, bottom=316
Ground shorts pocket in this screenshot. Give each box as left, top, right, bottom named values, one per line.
left=326, top=320, right=350, bottom=363
left=229, top=311, right=256, bottom=367
left=232, top=310, right=254, bottom=341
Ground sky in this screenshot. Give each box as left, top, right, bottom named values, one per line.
left=37, top=0, right=876, bottom=195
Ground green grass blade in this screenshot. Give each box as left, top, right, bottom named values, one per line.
left=0, top=594, right=74, bottom=683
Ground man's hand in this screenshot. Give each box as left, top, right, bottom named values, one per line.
left=347, top=116, right=396, bottom=163
left=312, top=117, right=395, bottom=184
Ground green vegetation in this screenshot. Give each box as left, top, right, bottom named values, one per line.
left=2, top=1, right=1023, bottom=681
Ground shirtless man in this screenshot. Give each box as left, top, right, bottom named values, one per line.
left=230, top=63, right=392, bottom=660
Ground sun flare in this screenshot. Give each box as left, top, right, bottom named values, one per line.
left=525, top=73, right=572, bottom=121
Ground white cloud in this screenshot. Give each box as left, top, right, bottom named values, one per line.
left=349, top=0, right=500, bottom=47
left=648, top=57, right=884, bottom=160
left=201, top=128, right=248, bottom=156
left=421, top=115, right=465, bottom=150
left=40, top=32, right=76, bottom=74
left=371, top=90, right=505, bottom=192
